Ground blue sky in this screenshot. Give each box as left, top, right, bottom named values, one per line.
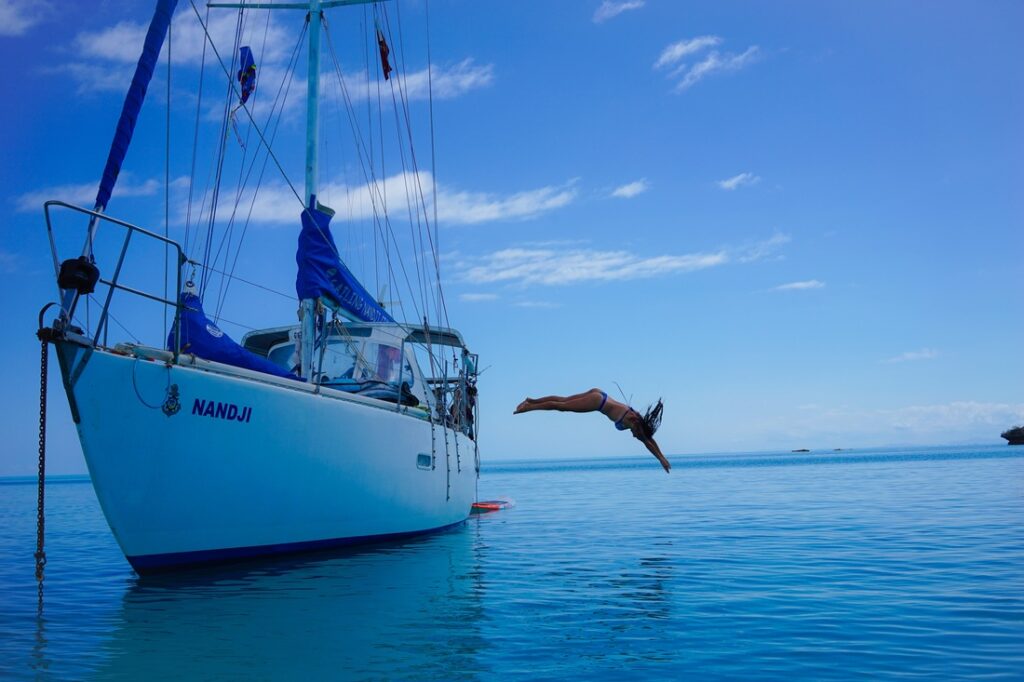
left=1, top=0, right=1021, bottom=475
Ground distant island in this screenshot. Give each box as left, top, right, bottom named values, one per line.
left=791, top=449, right=811, bottom=453
left=1001, top=426, right=1024, bottom=445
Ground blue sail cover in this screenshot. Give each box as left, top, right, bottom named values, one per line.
left=169, top=293, right=300, bottom=380
left=296, top=203, right=394, bottom=323
left=94, top=0, right=178, bottom=211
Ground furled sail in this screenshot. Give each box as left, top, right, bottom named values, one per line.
left=94, top=0, right=178, bottom=212
left=169, top=292, right=300, bottom=380
left=296, top=201, right=394, bottom=323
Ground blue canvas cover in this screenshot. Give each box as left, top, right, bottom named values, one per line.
left=169, top=293, right=300, bottom=381
left=295, top=202, right=394, bottom=323
left=95, top=0, right=178, bottom=212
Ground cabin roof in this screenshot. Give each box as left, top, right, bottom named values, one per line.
left=241, top=322, right=467, bottom=357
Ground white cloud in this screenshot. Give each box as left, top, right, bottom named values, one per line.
left=656, top=39, right=762, bottom=92
left=654, top=36, right=721, bottom=69
left=212, top=171, right=577, bottom=226
left=73, top=12, right=293, bottom=67
left=514, top=301, right=562, bottom=309
left=773, top=279, right=825, bottom=291
left=455, top=233, right=793, bottom=288
left=593, top=1, right=645, bottom=24
left=886, top=348, right=940, bottom=363
left=400, top=59, right=494, bottom=100
left=0, top=250, right=17, bottom=273
left=423, top=176, right=576, bottom=225
left=458, top=247, right=729, bottom=286
left=459, top=293, right=498, bottom=303
left=737, top=232, right=790, bottom=263
left=0, top=0, right=49, bottom=36
left=717, top=172, right=760, bottom=191
left=15, top=177, right=162, bottom=212
left=64, top=12, right=295, bottom=94
left=329, top=59, right=494, bottom=105
left=610, top=179, right=649, bottom=199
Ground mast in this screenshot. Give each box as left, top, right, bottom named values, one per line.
left=305, top=0, right=321, bottom=205
left=299, top=0, right=322, bottom=380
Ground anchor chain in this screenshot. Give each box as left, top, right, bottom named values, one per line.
left=34, top=305, right=56, bottom=590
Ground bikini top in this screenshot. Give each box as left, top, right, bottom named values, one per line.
left=614, top=408, right=635, bottom=431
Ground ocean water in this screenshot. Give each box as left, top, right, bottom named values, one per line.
left=1, top=445, right=1022, bottom=680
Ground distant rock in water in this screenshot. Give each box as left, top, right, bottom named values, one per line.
left=1001, top=426, right=1024, bottom=445
left=791, top=448, right=811, bottom=453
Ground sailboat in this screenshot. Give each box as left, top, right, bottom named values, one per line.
left=38, top=0, right=480, bottom=572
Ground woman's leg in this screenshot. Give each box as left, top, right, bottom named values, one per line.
left=516, top=389, right=603, bottom=414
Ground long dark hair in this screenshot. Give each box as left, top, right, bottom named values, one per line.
left=638, top=399, right=663, bottom=439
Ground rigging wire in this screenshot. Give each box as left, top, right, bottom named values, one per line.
left=423, top=0, right=449, bottom=332
left=215, top=18, right=308, bottom=320
left=184, top=5, right=211, bottom=258
left=383, top=6, right=448, bottom=333
left=198, top=7, right=245, bottom=299
left=383, top=4, right=457, bottom=388
left=379, top=5, right=431, bottom=323
left=194, top=261, right=295, bottom=302
left=210, top=7, right=273, bottom=313
left=322, top=16, right=424, bottom=324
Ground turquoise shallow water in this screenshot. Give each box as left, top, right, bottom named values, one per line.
left=1, top=445, right=1022, bottom=680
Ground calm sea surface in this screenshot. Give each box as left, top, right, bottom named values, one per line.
left=1, top=445, right=1022, bottom=680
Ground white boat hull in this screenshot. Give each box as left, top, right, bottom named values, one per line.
left=55, top=341, right=477, bottom=572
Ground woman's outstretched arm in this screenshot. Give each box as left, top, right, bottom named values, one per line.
left=643, top=437, right=671, bottom=473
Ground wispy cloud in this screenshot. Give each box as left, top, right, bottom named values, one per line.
left=738, top=232, right=790, bottom=263
left=610, top=179, right=649, bottom=199
left=0, top=250, right=17, bottom=274
left=593, top=0, right=645, bottom=23
left=459, top=247, right=727, bottom=286
left=717, top=172, right=760, bottom=191
left=335, top=59, right=494, bottom=103
left=435, top=178, right=577, bottom=224
left=455, top=233, right=788, bottom=287
left=73, top=13, right=294, bottom=67
left=65, top=13, right=293, bottom=94
left=514, top=300, right=562, bottom=309
left=15, top=176, right=162, bottom=212
left=773, top=279, right=825, bottom=291
left=654, top=36, right=722, bottom=69
left=675, top=46, right=761, bottom=92
left=655, top=36, right=761, bottom=92
left=400, top=59, right=494, bottom=100
left=885, top=348, right=940, bottom=363
left=459, top=293, right=498, bottom=303
left=0, top=0, right=49, bottom=37
left=207, top=171, right=577, bottom=226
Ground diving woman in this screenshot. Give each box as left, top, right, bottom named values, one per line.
left=514, top=389, right=670, bottom=473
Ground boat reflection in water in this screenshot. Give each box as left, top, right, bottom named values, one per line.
left=92, top=525, right=485, bottom=680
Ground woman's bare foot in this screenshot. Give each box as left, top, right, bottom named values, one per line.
left=514, top=400, right=531, bottom=414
